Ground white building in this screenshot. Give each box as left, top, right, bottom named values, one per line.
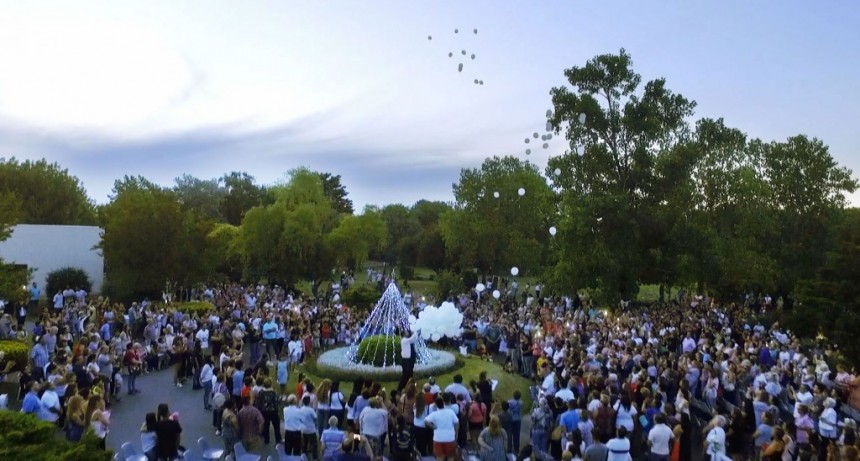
left=0, top=224, right=104, bottom=296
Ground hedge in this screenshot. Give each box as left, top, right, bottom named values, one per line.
left=155, top=301, right=215, bottom=317
left=0, top=411, right=112, bottom=461
left=46, top=267, right=92, bottom=299
left=0, top=339, right=29, bottom=372
left=355, top=335, right=402, bottom=367
left=341, top=285, right=381, bottom=311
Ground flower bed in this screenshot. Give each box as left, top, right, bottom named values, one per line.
left=316, top=347, right=458, bottom=381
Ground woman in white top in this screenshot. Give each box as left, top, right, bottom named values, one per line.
left=140, top=412, right=157, bottom=460
left=613, top=393, right=637, bottom=432
left=328, top=381, right=346, bottom=429
left=91, top=406, right=111, bottom=450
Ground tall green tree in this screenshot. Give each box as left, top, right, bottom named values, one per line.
left=0, top=191, right=27, bottom=302
left=239, top=168, right=379, bottom=295
left=174, top=174, right=227, bottom=221
left=101, top=177, right=212, bottom=300
left=379, top=204, right=421, bottom=264
left=0, top=158, right=96, bottom=225
left=317, top=172, right=354, bottom=214
left=546, top=49, right=696, bottom=301
left=440, top=155, right=553, bottom=276
left=220, top=171, right=268, bottom=225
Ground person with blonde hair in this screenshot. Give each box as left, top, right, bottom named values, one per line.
left=64, top=393, right=87, bottom=442
left=478, top=415, right=508, bottom=461
left=90, top=398, right=110, bottom=449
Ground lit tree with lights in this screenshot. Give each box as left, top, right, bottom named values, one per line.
left=348, top=281, right=432, bottom=366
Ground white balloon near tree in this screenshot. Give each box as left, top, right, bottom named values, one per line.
left=549, top=226, right=557, bottom=236
left=475, top=283, right=486, bottom=292
left=492, top=290, right=501, bottom=299
left=578, top=113, right=586, bottom=124
left=493, top=191, right=499, bottom=198
left=511, top=266, right=519, bottom=276
left=518, top=187, right=525, bottom=196
left=554, top=168, right=561, bottom=176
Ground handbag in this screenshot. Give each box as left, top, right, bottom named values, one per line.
left=551, top=424, right=564, bottom=441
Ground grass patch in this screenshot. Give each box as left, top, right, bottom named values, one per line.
left=287, top=351, right=534, bottom=409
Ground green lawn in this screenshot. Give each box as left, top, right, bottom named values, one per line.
left=285, top=352, right=534, bottom=410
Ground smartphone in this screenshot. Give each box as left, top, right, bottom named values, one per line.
left=353, top=434, right=362, bottom=442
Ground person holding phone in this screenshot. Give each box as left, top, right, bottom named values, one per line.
left=399, top=328, right=420, bottom=392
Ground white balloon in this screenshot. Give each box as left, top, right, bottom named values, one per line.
left=475, top=283, right=486, bottom=293
left=511, top=267, right=519, bottom=276
left=546, top=121, right=553, bottom=132
left=458, top=63, right=463, bottom=72
left=533, top=132, right=539, bottom=138
left=471, top=54, right=476, bottom=60
left=578, top=113, right=586, bottom=124
left=525, top=149, right=531, bottom=155
left=576, top=146, right=584, bottom=156
left=474, top=28, right=478, bottom=34
left=546, top=133, right=552, bottom=140
left=479, top=80, right=484, bottom=85
left=408, top=314, right=417, bottom=324
left=474, top=79, right=479, bottom=84
left=554, top=168, right=561, bottom=176
left=430, top=332, right=441, bottom=342
left=524, top=138, right=530, bottom=144
left=549, top=226, right=557, bottom=236
left=428, top=36, right=432, bottom=40
left=540, top=135, right=547, bottom=141
left=542, top=143, right=549, bottom=149
left=449, top=52, right=453, bottom=57
left=546, top=109, right=552, bottom=117
left=461, top=50, right=466, bottom=55
left=518, top=188, right=525, bottom=196
left=493, top=191, right=499, bottom=198
left=492, top=290, right=501, bottom=299
left=454, top=28, right=459, bottom=33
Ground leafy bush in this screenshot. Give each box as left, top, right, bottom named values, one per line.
left=0, top=339, right=29, bottom=372
left=174, top=301, right=214, bottom=317
left=0, top=411, right=112, bottom=460
left=399, top=266, right=415, bottom=281
left=355, top=335, right=402, bottom=367
left=461, top=270, right=478, bottom=291
left=46, top=267, right=92, bottom=298
left=342, top=285, right=380, bottom=311
left=434, top=270, right=462, bottom=301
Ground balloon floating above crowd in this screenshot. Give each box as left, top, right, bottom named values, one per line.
left=492, top=290, right=501, bottom=299
left=518, top=187, right=526, bottom=196
left=511, top=266, right=520, bottom=276
left=549, top=226, right=557, bottom=236
left=475, top=283, right=486, bottom=293
left=578, top=113, right=587, bottom=124
left=493, top=191, right=499, bottom=198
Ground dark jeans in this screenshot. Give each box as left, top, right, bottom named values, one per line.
left=127, top=367, right=139, bottom=393
left=302, top=432, right=318, bottom=460
left=649, top=453, right=669, bottom=461
left=284, top=430, right=302, bottom=455
left=213, top=407, right=223, bottom=430
left=398, top=357, right=414, bottom=391
left=510, top=420, right=521, bottom=454
left=203, top=381, right=212, bottom=409
left=414, top=425, right=432, bottom=456
left=262, top=410, right=282, bottom=445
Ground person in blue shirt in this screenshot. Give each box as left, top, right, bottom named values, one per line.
left=559, top=400, right=580, bottom=434
left=263, top=316, right=278, bottom=357
left=21, top=381, right=41, bottom=415
left=29, top=283, right=40, bottom=314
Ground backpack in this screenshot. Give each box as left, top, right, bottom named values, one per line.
left=393, top=428, right=413, bottom=454
left=258, top=389, right=277, bottom=412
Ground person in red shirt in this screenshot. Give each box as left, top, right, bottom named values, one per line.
left=123, top=343, right=142, bottom=395
left=296, top=372, right=305, bottom=400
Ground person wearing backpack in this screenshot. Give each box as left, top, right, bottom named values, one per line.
left=257, top=378, right=282, bottom=445
left=390, top=414, right=416, bottom=461
left=469, top=395, right=488, bottom=451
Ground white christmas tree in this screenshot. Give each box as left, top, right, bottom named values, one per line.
left=348, top=281, right=431, bottom=366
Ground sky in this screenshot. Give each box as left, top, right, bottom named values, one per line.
left=0, top=1, right=858, bottom=209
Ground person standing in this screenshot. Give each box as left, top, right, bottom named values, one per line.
left=238, top=395, right=265, bottom=452
left=29, top=282, right=40, bottom=316
left=647, top=414, right=674, bottom=461
left=200, top=357, right=214, bottom=410
left=398, top=328, right=420, bottom=392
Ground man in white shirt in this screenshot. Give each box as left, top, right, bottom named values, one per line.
left=647, top=414, right=673, bottom=461
left=606, top=426, right=632, bottom=461
left=38, top=380, right=60, bottom=423
left=425, top=396, right=459, bottom=461
left=443, top=375, right=472, bottom=403
left=196, top=325, right=210, bottom=357
left=283, top=395, right=304, bottom=456
left=554, top=379, right=575, bottom=403
left=398, top=328, right=420, bottom=391
left=53, top=291, right=64, bottom=310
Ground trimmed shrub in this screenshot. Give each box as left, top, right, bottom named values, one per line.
left=342, top=285, right=380, bottom=311
left=46, top=267, right=92, bottom=297
left=0, top=411, right=112, bottom=460
left=175, top=301, right=214, bottom=317
left=355, top=335, right=402, bottom=367
left=0, top=339, right=29, bottom=372
left=399, top=266, right=415, bottom=281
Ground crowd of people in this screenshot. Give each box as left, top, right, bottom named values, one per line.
left=2, top=277, right=860, bottom=461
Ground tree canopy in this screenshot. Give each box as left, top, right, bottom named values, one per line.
left=0, top=157, right=96, bottom=225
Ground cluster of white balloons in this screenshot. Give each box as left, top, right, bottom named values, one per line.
left=408, top=301, right=464, bottom=342
left=433, top=27, right=482, bottom=82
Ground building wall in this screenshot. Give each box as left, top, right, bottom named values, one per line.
left=0, top=224, right=104, bottom=296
